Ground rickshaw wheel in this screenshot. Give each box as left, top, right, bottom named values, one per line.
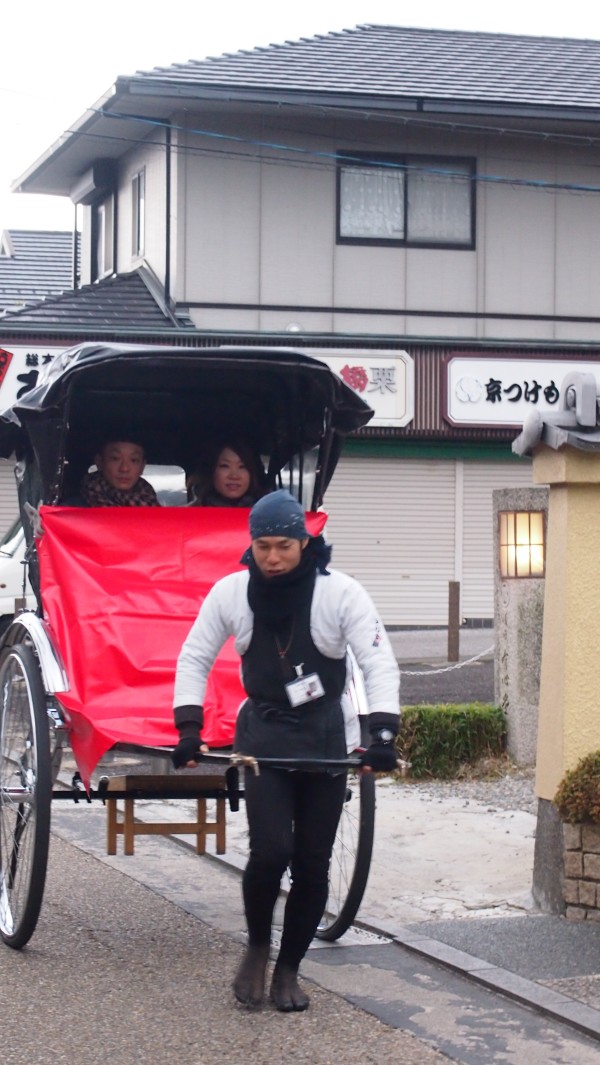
left=315, top=769, right=375, bottom=941
left=0, top=643, right=51, bottom=949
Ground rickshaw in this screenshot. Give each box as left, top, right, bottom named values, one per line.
left=0, top=342, right=379, bottom=951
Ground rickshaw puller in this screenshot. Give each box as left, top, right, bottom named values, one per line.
left=172, top=490, right=400, bottom=1011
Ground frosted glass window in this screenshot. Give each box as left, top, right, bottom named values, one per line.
left=407, top=160, right=473, bottom=244
left=340, top=166, right=405, bottom=239
left=338, top=155, right=474, bottom=248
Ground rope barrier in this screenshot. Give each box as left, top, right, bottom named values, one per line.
left=400, top=645, right=494, bottom=677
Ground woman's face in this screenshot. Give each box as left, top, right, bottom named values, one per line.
left=212, top=447, right=251, bottom=501
left=96, top=441, right=145, bottom=492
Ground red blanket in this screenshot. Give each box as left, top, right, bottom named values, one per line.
left=37, top=506, right=327, bottom=785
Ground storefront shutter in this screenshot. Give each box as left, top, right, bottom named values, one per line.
left=0, top=459, right=18, bottom=533
left=323, top=455, right=456, bottom=626
left=461, top=460, right=533, bottom=620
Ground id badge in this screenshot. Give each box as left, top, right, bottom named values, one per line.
left=285, top=672, right=325, bottom=707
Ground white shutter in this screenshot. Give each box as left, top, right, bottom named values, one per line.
left=324, top=453, right=533, bottom=626
left=0, top=460, right=18, bottom=533
left=324, top=456, right=455, bottom=626
left=461, top=459, right=533, bottom=620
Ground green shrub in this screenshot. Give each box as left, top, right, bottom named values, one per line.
left=554, top=750, right=600, bottom=824
left=397, top=702, right=506, bottom=779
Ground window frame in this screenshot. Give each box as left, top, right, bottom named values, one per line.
left=131, top=168, right=146, bottom=259
left=91, top=193, right=115, bottom=281
left=336, top=152, right=476, bottom=250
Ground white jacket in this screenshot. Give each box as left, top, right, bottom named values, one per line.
left=174, top=568, right=400, bottom=747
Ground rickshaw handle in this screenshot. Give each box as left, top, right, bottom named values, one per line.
left=142, top=747, right=409, bottom=774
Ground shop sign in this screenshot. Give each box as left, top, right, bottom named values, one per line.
left=446, top=356, right=600, bottom=427
left=0, top=345, right=66, bottom=411
left=313, top=349, right=414, bottom=427
left=0, top=344, right=416, bottom=429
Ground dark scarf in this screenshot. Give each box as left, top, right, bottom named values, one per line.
left=194, top=487, right=257, bottom=508
left=80, top=470, right=160, bottom=507
left=243, top=536, right=332, bottom=627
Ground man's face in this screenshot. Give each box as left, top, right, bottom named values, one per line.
left=96, top=441, right=145, bottom=492
left=251, top=536, right=308, bottom=577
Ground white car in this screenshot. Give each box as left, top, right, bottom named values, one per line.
left=0, top=517, right=36, bottom=634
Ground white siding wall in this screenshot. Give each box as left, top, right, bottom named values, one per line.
left=323, top=454, right=532, bottom=626
left=180, top=141, right=261, bottom=325
left=167, top=114, right=600, bottom=342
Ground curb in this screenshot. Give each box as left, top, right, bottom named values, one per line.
left=351, top=915, right=600, bottom=1044
left=66, top=773, right=600, bottom=1045
left=186, top=840, right=600, bottom=1043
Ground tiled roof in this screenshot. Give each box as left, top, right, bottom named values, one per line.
left=0, top=270, right=192, bottom=331
left=131, top=24, right=600, bottom=111
left=0, top=230, right=79, bottom=312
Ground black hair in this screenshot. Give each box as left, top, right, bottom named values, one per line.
left=188, top=439, right=267, bottom=504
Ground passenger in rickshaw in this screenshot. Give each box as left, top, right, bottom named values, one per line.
left=172, top=490, right=400, bottom=1013
left=187, top=440, right=266, bottom=507
left=65, top=438, right=160, bottom=507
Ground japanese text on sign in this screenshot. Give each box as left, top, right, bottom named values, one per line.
left=447, top=357, right=600, bottom=426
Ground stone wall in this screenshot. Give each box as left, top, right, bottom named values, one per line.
left=564, top=822, right=600, bottom=921
left=493, top=485, right=548, bottom=765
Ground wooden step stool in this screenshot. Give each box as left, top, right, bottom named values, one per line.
left=104, top=774, right=228, bottom=856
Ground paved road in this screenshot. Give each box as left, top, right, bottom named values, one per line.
left=9, top=628, right=597, bottom=1064
left=1, top=817, right=449, bottom=1065
left=15, top=802, right=598, bottom=1065
left=392, top=628, right=496, bottom=705
left=400, top=658, right=494, bottom=704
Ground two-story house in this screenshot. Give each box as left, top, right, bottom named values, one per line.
left=4, top=24, right=600, bottom=625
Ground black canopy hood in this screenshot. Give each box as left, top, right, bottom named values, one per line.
left=0, top=342, right=373, bottom=507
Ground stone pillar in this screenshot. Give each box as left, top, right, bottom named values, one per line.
left=493, top=486, right=547, bottom=765
left=532, top=446, right=600, bottom=910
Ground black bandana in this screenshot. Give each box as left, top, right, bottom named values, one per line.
left=244, top=537, right=331, bottom=627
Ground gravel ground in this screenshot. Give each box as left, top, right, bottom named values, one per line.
left=402, top=767, right=538, bottom=817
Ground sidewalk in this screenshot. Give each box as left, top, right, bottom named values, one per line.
left=65, top=627, right=600, bottom=1045
left=381, top=628, right=600, bottom=1042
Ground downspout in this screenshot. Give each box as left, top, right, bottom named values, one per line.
left=72, top=203, right=78, bottom=289
left=164, top=121, right=172, bottom=306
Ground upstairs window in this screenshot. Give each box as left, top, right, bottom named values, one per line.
left=92, top=195, right=114, bottom=280
left=131, top=169, right=145, bottom=259
left=337, top=154, right=475, bottom=249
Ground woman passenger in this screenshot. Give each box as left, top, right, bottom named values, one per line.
left=188, top=441, right=266, bottom=508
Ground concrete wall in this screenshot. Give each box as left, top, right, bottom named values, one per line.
left=532, top=448, right=600, bottom=800
left=493, top=485, right=548, bottom=765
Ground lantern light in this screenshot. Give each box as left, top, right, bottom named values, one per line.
left=499, top=511, right=545, bottom=579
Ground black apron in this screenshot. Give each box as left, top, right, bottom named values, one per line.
left=234, top=588, right=347, bottom=761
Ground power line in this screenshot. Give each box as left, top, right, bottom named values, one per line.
left=66, top=107, right=600, bottom=197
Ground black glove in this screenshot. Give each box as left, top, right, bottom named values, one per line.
left=172, top=705, right=204, bottom=769
left=172, top=735, right=202, bottom=769
left=359, top=727, right=398, bottom=773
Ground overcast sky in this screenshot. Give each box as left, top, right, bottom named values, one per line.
left=3, top=0, right=600, bottom=231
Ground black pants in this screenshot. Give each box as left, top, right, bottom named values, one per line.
left=242, top=767, right=348, bottom=969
